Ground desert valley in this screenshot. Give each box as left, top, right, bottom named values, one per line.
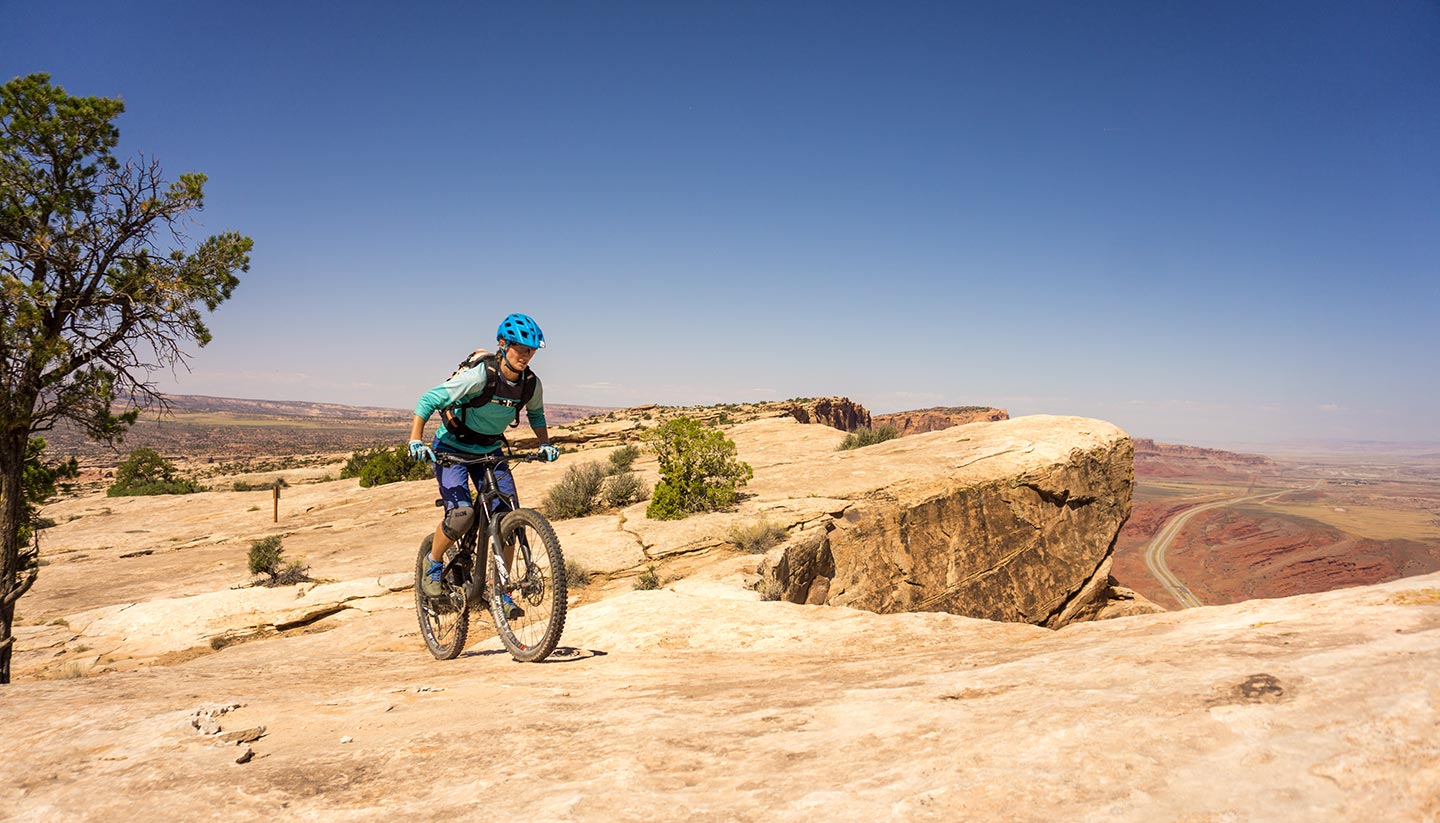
left=4, top=396, right=1439, bottom=821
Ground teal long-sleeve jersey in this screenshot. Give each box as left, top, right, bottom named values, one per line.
left=414, top=365, right=547, bottom=454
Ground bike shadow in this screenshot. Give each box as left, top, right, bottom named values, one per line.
left=459, top=647, right=607, bottom=664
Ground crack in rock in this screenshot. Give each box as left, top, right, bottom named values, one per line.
left=1017, top=482, right=1097, bottom=510
left=274, top=604, right=350, bottom=632
left=618, top=520, right=654, bottom=559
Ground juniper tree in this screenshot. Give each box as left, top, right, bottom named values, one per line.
left=0, top=74, right=251, bottom=683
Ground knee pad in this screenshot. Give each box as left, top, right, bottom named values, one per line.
left=441, top=506, right=476, bottom=540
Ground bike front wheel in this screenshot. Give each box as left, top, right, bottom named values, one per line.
left=489, top=508, right=567, bottom=662
left=415, top=533, right=469, bottom=660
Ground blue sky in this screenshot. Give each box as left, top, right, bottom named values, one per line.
left=5, top=1, right=1437, bottom=446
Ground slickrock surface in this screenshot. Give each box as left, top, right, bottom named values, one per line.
left=17, top=416, right=1133, bottom=671
left=6, top=413, right=1437, bottom=820
left=3, top=569, right=1438, bottom=821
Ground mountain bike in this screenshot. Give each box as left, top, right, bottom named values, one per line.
left=414, top=450, right=567, bottom=662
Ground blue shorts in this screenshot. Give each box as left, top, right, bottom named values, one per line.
left=433, top=442, right=517, bottom=514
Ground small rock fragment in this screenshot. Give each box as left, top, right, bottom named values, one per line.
left=340, top=736, right=353, bottom=744
left=219, top=726, right=267, bottom=744
left=236, top=747, right=254, bottom=764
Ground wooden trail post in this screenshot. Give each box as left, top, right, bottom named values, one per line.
left=273, top=484, right=280, bottom=523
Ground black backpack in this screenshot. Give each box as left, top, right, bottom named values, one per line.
left=438, top=351, right=537, bottom=447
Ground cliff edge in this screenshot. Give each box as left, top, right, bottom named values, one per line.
left=756, top=415, right=1135, bottom=627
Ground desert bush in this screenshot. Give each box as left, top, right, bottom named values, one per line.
left=107, top=447, right=202, bottom=497
left=269, top=561, right=311, bottom=586
left=728, top=519, right=788, bottom=554
left=836, top=425, right=899, bottom=451
left=602, top=471, right=649, bottom=509
left=633, top=564, right=661, bottom=591
left=544, top=461, right=608, bottom=520
left=565, top=559, right=593, bottom=588
left=757, top=578, right=785, bottom=601
left=544, top=454, right=650, bottom=519
left=247, top=535, right=311, bottom=587
left=339, top=445, right=430, bottom=487
left=233, top=477, right=289, bottom=492
left=607, top=444, right=641, bottom=474
left=644, top=416, right=753, bottom=521
left=247, top=535, right=284, bottom=576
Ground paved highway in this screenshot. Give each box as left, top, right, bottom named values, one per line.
left=1142, top=487, right=1300, bottom=609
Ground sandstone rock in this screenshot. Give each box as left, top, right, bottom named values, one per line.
left=757, top=415, right=1132, bottom=627
left=7, top=442, right=1440, bottom=823
left=61, top=578, right=409, bottom=666
left=780, top=397, right=871, bottom=431
left=218, top=726, right=266, bottom=744
left=1095, top=582, right=1168, bottom=620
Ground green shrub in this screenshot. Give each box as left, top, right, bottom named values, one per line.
left=607, top=444, right=641, bottom=474
left=107, top=447, right=202, bottom=497
left=20, top=437, right=77, bottom=546
left=565, top=559, right=593, bottom=588
left=544, top=461, right=608, bottom=520
left=247, top=535, right=311, bottom=587
left=633, top=564, right=661, bottom=591
left=728, top=519, right=788, bottom=554
left=247, top=535, right=284, bottom=576
left=837, top=425, right=900, bottom=451
left=644, top=416, right=753, bottom=520
left=340, top=445, right=430, bottom=487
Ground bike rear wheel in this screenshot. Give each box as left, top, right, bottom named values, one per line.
left=489, top=508, right=567, bottom=662
left=415, top=534, right=469, bottom=660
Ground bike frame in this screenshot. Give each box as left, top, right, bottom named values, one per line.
left=434, top=452, right=533, bottom=606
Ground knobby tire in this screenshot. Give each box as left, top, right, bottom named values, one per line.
left=415, top=534, right=469, bottom=660
left=488, top=508, right=567, bottom=662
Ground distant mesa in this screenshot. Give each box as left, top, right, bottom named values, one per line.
left=1132, top=437, right=1277, bottom=480
left=872, top=405, right=1010, bottom=436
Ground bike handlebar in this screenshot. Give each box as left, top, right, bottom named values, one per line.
left=430, top=450, right=547, bottom=468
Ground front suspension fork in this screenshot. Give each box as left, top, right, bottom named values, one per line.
left=487, top=515, right=512, bottom=592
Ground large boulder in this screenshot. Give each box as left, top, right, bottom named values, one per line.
left=757, top=414, right=1133, bottom=627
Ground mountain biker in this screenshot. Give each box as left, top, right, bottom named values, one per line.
left=408, top=312, right=560, bottom=606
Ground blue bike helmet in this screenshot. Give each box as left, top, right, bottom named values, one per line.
left=497, top=313, right=546, bottom=349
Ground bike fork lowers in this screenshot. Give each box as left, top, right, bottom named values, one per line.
left=486, top=516, right=512, bottom=592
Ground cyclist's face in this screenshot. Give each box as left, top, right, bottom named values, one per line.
left=504, top=342, right=536, bottom=368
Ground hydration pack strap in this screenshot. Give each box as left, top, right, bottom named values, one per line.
left=440, top=355, right=535, bottom=445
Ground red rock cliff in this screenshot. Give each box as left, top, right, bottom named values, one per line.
left=872, top=406, right=1009, bottom=436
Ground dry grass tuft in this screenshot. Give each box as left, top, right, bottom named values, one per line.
left=1390, top=589, right=1440, bottom=606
